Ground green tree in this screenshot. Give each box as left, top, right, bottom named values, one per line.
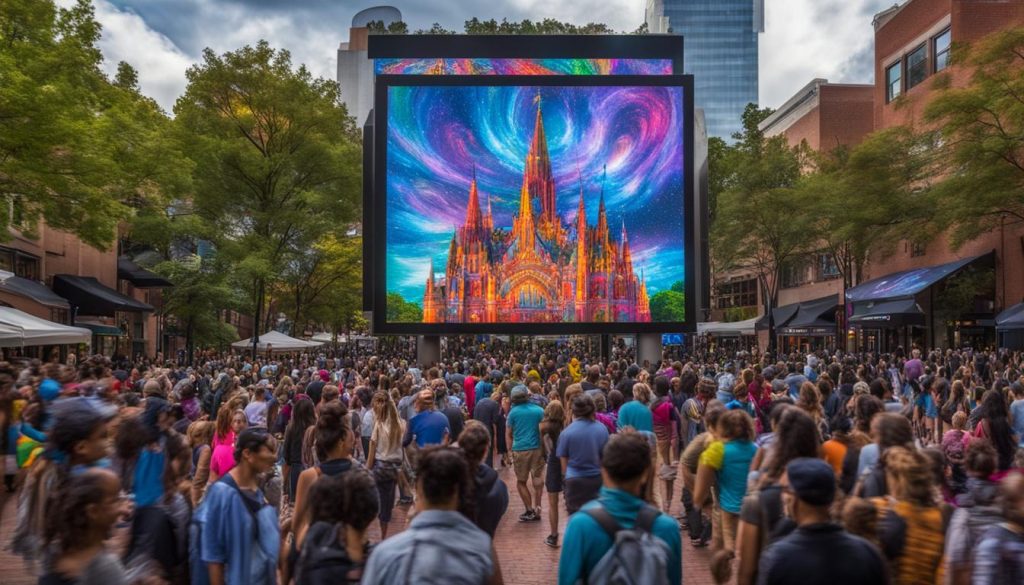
left=275, top=233, right=362, bottom=333
left=0, top=0, right=173, bottom=249
left=650, top=286, right=685, bottom=322
left=711, top=104, right=811, bottom=350
left=154, top=253, right=241, bottom=353
left=924, top=26, right=1024, bottom=248
left=386, top=293, right=423, bottom=323
left=174, top=41, right=362, bottom=349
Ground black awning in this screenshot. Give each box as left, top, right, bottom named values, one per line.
left=849, top=298, right=925, bottom=327
left=755, top=302, right=800, bottom=331
left=117, top=257, right=172, bottom=288
left=0, top=276, right=70, bottom=309
left=786, top=295, right=840, bottom=328
left=52, top=275, right=154, bottom=317
left=996, top=302, right=1024, bottom=331
left=845, top=252, right=993, bottom=303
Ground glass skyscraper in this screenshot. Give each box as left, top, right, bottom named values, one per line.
left=646, top=0, right=763, bottom=139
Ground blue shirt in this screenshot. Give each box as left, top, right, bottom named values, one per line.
left=616, top=400, right=653, bottom=432
left=193, top=477, right=280, bottom=585
left=558, top=487, right=682, bottom=585
left=507, top=402, right=544, bottom=451
left=404, top=410, right=450, bottom=448
left=556, top=418, right=609, bottom=479
left=1011, top=399, right=1024, bottom=446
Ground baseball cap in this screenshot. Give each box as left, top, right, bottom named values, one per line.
left=510, top=385, right=529, bottom=404
left=786, top=458, right=836, bottom=506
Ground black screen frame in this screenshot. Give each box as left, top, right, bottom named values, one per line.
left=372, top=74, right=695, bottom=335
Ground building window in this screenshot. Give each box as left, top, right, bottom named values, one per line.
left=886, top=61, right=902, bottom=102
left=934, top=28, right=951, bottom=72
left=817, top=253, right=840, bottom=281
left=0, top=247, right=40, bottom=281
left=906, top=44, right=928, bottom=90
left=781, top=259, right=810, bottom=289
left=716, top=278, right=757, bottom=310
left=911, top=241, right=926, bottom=257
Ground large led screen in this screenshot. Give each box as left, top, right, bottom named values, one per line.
left=375, top=76, right=692, bottom=333
left=374, top=58, right=674, bottom=76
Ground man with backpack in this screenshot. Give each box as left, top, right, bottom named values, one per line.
left=558, top=430, right=681, bottom=585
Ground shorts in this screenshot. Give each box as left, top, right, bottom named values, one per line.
left=545, top=453, right=563, bottom=493
left=512, top=448, right=545, bottom=482
left=565, top=475, right=603, bottom=514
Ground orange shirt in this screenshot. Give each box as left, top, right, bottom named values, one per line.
left=821, top=439, right=847, bottom=475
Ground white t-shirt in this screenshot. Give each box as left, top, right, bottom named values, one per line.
left=371, top=419, right=405, bottom=462
left=244, top=401, right=268, bottom=428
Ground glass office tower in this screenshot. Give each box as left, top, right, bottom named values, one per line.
left=646, top=0, right=763, bottom=139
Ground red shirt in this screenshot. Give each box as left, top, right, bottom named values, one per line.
left=464, top=376, right=477, bottom=416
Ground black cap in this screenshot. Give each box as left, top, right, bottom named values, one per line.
left=786, top=458, right=836, bottom=506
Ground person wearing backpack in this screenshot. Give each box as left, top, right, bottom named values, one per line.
left=943, top=440, right=1002, bottom=585
left=191, top=427, right=280, bottom=585
left=557, top=430, right=682, bottom=585
left=756, top=458, right=888, bottom=585
left=972, top=471, right=1024, bottom=585
left=294, top=468, right=378, bottom=585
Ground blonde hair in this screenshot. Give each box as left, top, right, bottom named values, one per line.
left=884, top=446, right=935, bottom=506
left=632, top=382, right=652, bottom=404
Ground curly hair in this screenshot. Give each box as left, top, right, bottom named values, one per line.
left=45, top=468, right=120, bottom=554
left=457, top=420, right=490, bottom=466
left=309, top=467, right=379, bottom=531
left=883, top=446, right=935, bottom=506
left=716, top=409, right=755, bottom=442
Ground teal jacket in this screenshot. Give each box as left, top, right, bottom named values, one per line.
left=558, top=487, right=682, bottom=585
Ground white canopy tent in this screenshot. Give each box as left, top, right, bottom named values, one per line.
left=696, top=317, right=760, bottom=337
left=311, top=332, right=348, bottom=344
left=0, top=307, right=92, bottom=347
left=231, top=330, right=323, bottom=352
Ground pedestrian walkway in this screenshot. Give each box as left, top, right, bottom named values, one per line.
left=0, top=466, right=714, bottom=585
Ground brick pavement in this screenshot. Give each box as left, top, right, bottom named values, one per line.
left=0, top=466, right=715, bottom=585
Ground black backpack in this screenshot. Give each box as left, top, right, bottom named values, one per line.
left=295, top=521, right=367, bottom=585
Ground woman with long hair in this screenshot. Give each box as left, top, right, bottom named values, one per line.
left=187, top=420, right=216, bottom=506
left=651, top=375, right=680, bottom=515
left=208, top=407, right=247, bottom=484
left=282, top=398, right=316, bottom=505
left=796, top=381, right=829, bottom=441
left=735, top=406, right=820, bottom=585
left=973, top=389, right=1017, bottom=471
left=365, top=391, right=405, bottom=538
left=539, top=400, right=565, bottom=548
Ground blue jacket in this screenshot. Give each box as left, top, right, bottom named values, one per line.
left=559, top=487, right=682, bottom=585
left=191, top=476, right=280, bottom=585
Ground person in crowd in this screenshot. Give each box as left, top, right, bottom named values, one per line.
left=403, top=389, right=450, bottom=449
left=558, top=394, right=610, bottom=515
left=506, top=384, right=546, bottom=522
left=292, top=401, right=357, bottom=549
left=294, top=468, right=378, bottom=584
left=244, top=386, right=269, bottom=429
left=856, top=412, right=915, bottom=498
left=973, top=388, right=1019, bottom=471
left=192, top=427, right=280, bottom=585
left=694, top=409, right=757, bottom=555
left=40, top=468, right=132, bottom=585
left=558, top=430, right=682, bottom=585
left=1009, top=381, right=1024, bottom=447
left=189, top=421, right=216, bottom=506
left=361, top=446, right=499, bottom=585
left=944, top=439, right=1002, bottom=585
left=539, top=400, right=566, bottom=548
left=755, top=458, right=889, bottom=585
left=472, top=384, right=505, bottom=468
left=680, top=401, right=726, bottom=548
left=736, top=407, right=820, bottom=585
left=458, top=420, right=509, bottom=539
left=617, top=382, right=653, bottom=432
left=209, top=405, right=247, bottom=485
left=972, top=471, right=1024, bottom=585
left=281, top=397, right=315, bottom=507
left=365, top=390, right=406, bottom=538
left=650, top=376, right=680, bottom=514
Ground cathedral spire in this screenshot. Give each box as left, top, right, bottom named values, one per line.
left=465, top=169, right=483, bottom=232
left=525, top=89, right=556, bottom=226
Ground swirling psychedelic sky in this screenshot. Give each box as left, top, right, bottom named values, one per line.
left=385, top=83, right=686, bottom=304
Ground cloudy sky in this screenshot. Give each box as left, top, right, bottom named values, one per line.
left=75, top=0, right=895, bottom=113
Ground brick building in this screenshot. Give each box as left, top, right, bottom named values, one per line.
left=710, top=0, right=1024, bottom=352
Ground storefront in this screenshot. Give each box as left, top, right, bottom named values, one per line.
left=697, top=317, right=759, bottom=353
left=996, top=302, right=1024, bottom=350
left=846, top=253, right=994, bottom=352
left=52, top=274, right=154, bottom=357
left=756, top=295, right=839, bottom=353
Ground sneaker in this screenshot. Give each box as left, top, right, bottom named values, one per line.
left=544, top=534, right=559, bottom=548
left=397, top=496, right=414, bottom=506
left=691, top=537, right=709, bottom=548
left=518, top=510, right=537, bottom=522
left=533, top=507, right=542, bottom=521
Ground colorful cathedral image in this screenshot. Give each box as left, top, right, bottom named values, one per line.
left=385, top=83, right=687, bottom=324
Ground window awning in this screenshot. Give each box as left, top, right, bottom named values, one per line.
left=784, top=295, right=840, bottom=329
left=849, top=298, right=925, bottom=327
left=117, top=257, right=173, bottom=288
left=0, top=276, right=70, bottom=309
left=52, top=275, right=154, bottom=316
left=845, top=252, right=993, bottom=303
left=698, top=316, right=760, bottom=337
left=75, top=320, right=123, bottom=336
left=996, top=302, right=1024, bottom=331
left=755, top=302, right=800, bottom=331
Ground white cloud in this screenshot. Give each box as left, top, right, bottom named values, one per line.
left=75, top=1, right=890, bottom=117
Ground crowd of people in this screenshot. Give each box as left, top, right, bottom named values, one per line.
left=1, top=341, right=1023, bottom=584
